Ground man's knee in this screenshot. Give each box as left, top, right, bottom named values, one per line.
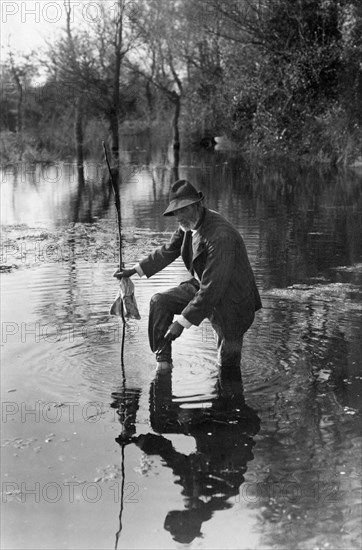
left=150, top=293, right=168, bottom=311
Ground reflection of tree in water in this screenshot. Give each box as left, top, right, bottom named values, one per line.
left=244, top=286, right=361, bottom=550
left=191, top=160, right=362, bottom=288
left=72, top=167, right=113, bottom=223
left=250, top=284, right=362, bottom=416
left=112, top=367, right=260, bottom=544
left=31, top=166, right=118, bottom=325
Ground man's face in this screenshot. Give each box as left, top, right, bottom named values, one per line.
left=175, top=203, right=200, bottom=231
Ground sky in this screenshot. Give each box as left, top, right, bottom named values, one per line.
left=1, top=0, right=111, bottom=60
left=1, top=1, right=70, bottom=55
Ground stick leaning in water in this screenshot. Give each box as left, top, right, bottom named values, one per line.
left=102, top=141, right=123, bottom=269
left=102, top=142, right=141, bottom=320
left=102, top=141, right=126, bottom=367
left=102, top=142, right=135, bottom=550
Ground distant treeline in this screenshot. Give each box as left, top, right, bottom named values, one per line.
left=1, top=0, right=361, bottom=165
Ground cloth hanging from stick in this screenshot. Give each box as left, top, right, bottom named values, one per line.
left=101, top=140, right=141, bottom=323
left=110, top=278, right=141, bottom=319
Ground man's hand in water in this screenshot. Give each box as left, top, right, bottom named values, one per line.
left=113, top=268, right=136, bottom=279
left=165, top=321, right=184, bottom=341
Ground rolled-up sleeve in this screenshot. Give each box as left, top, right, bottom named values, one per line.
left=174, top=314, right=193, bottom=329
left=134, top=263, right=145, bottom=277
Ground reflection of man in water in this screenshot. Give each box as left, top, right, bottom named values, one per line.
left=113, top=368, right=260, bottom=544
left=113, top=179, right=261, bottom=368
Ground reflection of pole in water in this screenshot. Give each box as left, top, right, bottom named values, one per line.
left=111, top=367, right=260, bottom=545
left=114, top=444, right=125, bottom=550
left=112, top=387, right=141, bottom=549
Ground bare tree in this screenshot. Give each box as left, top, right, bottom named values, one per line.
left=44, top=0, right=139, bottom=164
left=94, top=0, right=138, bottom=160
left=128, top=0, right=186, bottom=150
left=5, top=48, right=36, bottom=160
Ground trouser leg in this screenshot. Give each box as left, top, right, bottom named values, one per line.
left=210, top=316, right=245, bottom=368
left=148, top=281, right=198, bottom=362
left=216, top=363, right=245, bottom=410
left=210, top=296, right=255, bottom=368
left=212, top=326, right=243, bottom=368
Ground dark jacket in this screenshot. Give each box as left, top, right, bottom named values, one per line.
left=140, top=208, right=262, bottom=331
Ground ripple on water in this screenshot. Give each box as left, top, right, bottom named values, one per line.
left=171, top=362, right=219, bottom=408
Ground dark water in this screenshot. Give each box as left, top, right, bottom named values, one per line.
left=1, top=137, right=362, bottom=550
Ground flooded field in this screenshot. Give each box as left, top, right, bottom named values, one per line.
left=1, top=139, right=362, bottom=549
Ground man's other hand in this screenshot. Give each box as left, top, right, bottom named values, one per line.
left=165, top=321, right=184, bottom=341
left=113, top=267, right=136, bottom=279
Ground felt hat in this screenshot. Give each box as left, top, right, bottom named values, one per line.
left=163, top=180, right=204, bottom=216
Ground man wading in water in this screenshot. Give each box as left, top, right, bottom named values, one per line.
left=113, top=180, right=262, bottom=369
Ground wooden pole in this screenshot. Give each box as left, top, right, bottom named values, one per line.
left=102, top=141, right=126, bottom=368
left=102, top=141, right=123, bottom=270
left=103, top=141, right=127, bottom=548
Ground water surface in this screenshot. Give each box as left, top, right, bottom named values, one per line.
left=1, top=140, right=361, bottom=549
